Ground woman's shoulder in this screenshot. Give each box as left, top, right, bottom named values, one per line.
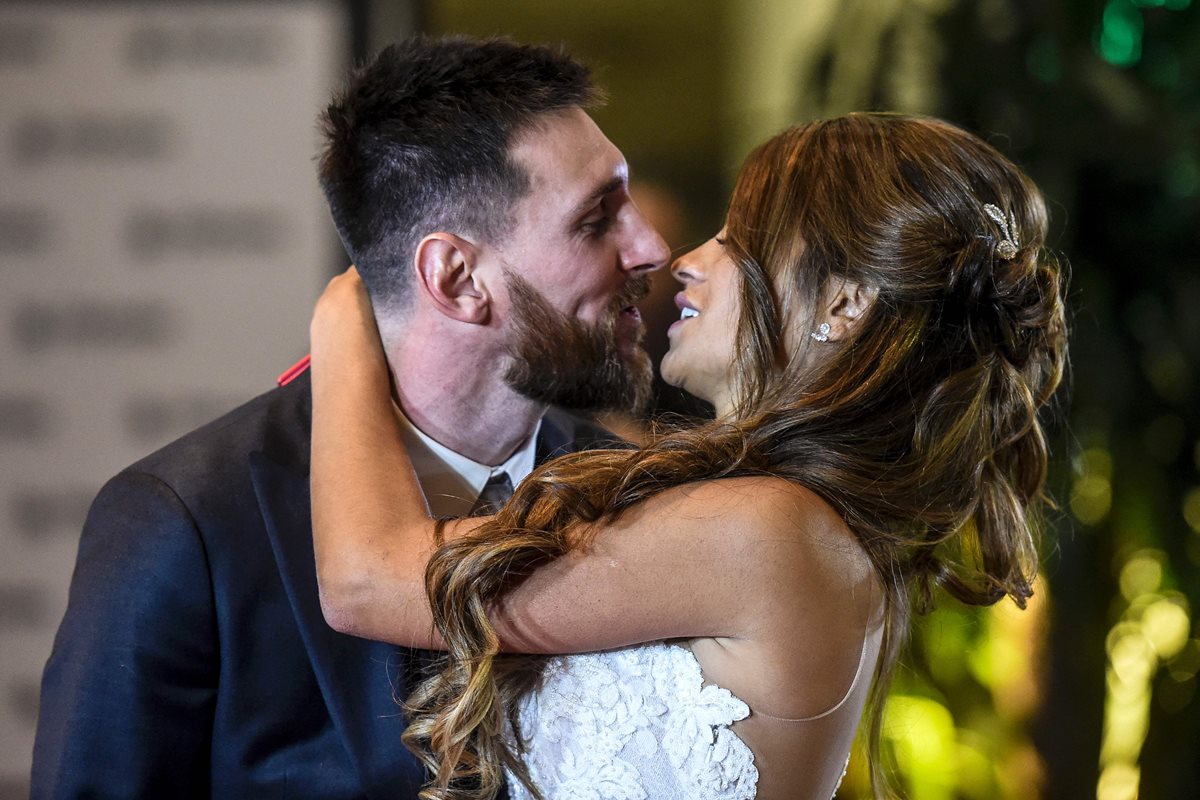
left=657, top=476, right=850, bottom=540
left=653, top=476, right=874, bottom=594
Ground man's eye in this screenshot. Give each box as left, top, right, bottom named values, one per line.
left=581, top=216, right=613, bottom=235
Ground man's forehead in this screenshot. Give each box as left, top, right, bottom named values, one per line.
left=511, top=109, right=628, bottom=200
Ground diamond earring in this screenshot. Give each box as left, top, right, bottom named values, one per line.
left=810, top=322, right=831, bottom=343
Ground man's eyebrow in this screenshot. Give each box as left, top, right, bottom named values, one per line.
left=568, top=175, right=627, bottom=220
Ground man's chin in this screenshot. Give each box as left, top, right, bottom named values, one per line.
left=615, top=336, right=642, bottom=364
left=620, top=348, right=654, bottom=415
left=503, top=272, right=653, bottom=414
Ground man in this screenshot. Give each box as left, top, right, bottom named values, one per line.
left=32, top=36, right=667, bottom=798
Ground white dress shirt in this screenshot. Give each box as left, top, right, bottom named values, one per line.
left=396, top=411, right=540, bottom=518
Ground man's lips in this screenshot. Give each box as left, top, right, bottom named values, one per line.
left=614, top=276, right=652, bottom=310
left=617, top=303, right=643, bottom=334
left=615, top=304, right=643, bottom=359
left=611, top=275, right=651, bottom=341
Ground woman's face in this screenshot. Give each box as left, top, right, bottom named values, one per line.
left=659, top=233, right=743, bottom=415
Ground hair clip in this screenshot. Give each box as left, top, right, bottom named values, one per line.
left=983, top=203, right=1019, bottom=260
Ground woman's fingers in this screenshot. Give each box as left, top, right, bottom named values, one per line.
left=311, top=265, right=381, bottom=357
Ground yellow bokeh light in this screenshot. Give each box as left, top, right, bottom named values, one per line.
left=954, top=739, right=994, bottom=800
left=1118, top=551, right=1164, bottom=600
left=1106, top=621, right=1144, bottom=655
left=1109, top=630, right=1156, bottom=685
left=1097, top=559, right=1189, bottom=797
left=1106, top=668, right=1150, bottom=704
left=1097, top=762, right=1140, bottom=800
left=1182, top=486, right=1200, bottom=533
left=968, top=575, right=1048, bottom=721
left=1101, top=690, right=1151, bottom=758
left=1072, top=475, right=1113, bottom=525
left=1141, top=598, right=1191, bottom=659
left=997, top=743, right=1047, bottom=800
left=1072, top=447, right=1116, bottom=525
left=1080, top=447, right=1115, bottom=479
left=884, top=695, right=958, bottom=800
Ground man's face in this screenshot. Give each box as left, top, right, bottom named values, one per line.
left=488, top=108, right=669, bottom=412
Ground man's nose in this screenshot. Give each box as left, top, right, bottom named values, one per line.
left=620, top=208, right=670, bottom=275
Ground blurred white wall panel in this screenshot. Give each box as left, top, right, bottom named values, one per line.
left=0, top=1, right=350, bottom=789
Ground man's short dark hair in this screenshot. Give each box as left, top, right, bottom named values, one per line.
left=318, top=36, right=600, bottom=311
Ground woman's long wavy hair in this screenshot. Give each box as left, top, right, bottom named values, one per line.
left=400, top=113, right=1069, bottom=799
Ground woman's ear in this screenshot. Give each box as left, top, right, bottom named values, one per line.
left=413, top=233, right=490, bottom=324
left=820, top=280, right=879, bottom=341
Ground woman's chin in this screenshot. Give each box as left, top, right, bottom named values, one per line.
left=659, top=352, right=682, bottom=388
left=659, top=355, right=710, bottom=404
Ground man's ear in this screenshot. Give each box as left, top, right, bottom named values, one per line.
left=822, top=280, right=879, bottom=340
left=413, top=233, right=490, bottom=324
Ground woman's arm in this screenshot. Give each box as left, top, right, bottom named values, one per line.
left=309, top=271, right=866, bottom=659
left=309, top=269, right=481, bottom=646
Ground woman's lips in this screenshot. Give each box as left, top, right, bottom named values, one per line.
left=668, top=293, right=699, bottom=336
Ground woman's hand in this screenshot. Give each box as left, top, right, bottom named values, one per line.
left=310, top=267, right=388, bottom=385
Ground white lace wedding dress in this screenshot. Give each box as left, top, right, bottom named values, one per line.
left=505, top=641, right=759, bottom=800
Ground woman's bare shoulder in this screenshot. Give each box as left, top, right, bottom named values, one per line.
left=653, top=476, right=854, bottom=541
left=629, top=476, right=872, bottom=590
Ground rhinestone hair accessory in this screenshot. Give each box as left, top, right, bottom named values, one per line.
left=810, top=322, right=831, bottom=342
left=983, top=203, right=1019, bottom=260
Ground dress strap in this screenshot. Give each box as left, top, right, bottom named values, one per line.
left=752, top=624, right=873, bottom=722
left=753, top=579, right=881, bottom=724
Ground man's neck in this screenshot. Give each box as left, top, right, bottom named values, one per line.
left=383, top=322, right=547, bottom=466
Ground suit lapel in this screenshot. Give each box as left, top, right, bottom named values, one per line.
left=537, top=408, right=630, bottom=464
left=249, top=451, right=425, bottom=800
left=536, top=410, right=578, bottom=464
left=247, top=407, right=604, bottom=799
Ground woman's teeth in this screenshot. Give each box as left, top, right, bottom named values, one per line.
left=680, top=308, right=699, bottom=320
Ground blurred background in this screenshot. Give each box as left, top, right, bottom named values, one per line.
left=1, top=1, right=1197, bottom=798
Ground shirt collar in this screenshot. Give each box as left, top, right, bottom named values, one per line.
left=395, top=409, right=541, bottom=518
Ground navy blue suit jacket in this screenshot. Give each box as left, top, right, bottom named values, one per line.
left=32, top=371, right=620, bottom=799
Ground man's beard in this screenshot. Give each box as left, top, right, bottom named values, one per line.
left=503, top=272, right=653, bottom=415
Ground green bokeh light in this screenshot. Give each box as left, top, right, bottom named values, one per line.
left=1098, top=0, right=1145, bottom=66
left=885, top=695, right=960, bottom=800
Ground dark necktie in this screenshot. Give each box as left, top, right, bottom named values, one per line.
left=470, top=471, right=514, bottom=516
left=406, top=471, right=516, bottom=689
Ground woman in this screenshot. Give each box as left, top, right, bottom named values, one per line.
left=309, top=113, right=1068, bottom=800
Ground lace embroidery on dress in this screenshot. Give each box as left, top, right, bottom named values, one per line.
left=506, top=642, right=758, bottom=800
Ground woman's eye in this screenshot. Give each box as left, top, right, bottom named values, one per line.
left=714, top=236, right=727, bottom=246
